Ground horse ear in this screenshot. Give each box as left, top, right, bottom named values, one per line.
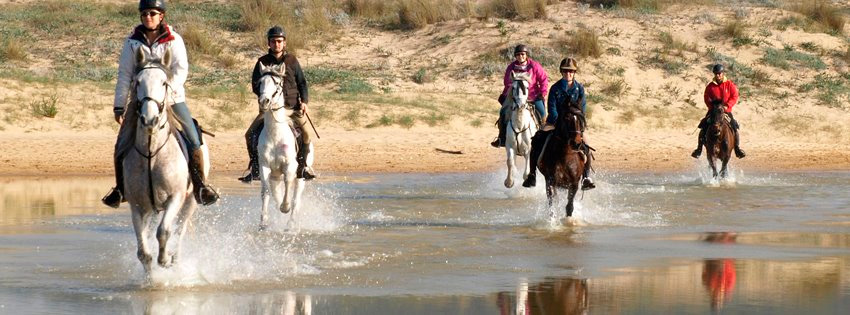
left=259, top=63, right=267, bottom=73
left=162, top=49, right=172, bottom=67
left=136, top=47, right=146, bottom=65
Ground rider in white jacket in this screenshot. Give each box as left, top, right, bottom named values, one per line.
left=102, top=0, right=219, bottom=208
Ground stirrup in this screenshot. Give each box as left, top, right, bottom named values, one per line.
left=297, top=165, right=317, bottom=180
left=490, top=138, right=502, bottom=148
left=238, top=173, right=259, bottom=183
left=197, top=186, right=220, bottom=206
left=581, top=178, right=595, bottom=191
left=101, top=187, right=123, bottom=208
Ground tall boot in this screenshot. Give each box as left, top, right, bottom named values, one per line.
left=296, top=143, right=317, bottom=180
left=490, top=115, right=506, bottom=148
left=691, top=127, right=706, bottom=158
left=522, top=132, right=544, bottom=187
left=733, top=128, right=746, bottom=158
left=190, top=148, right=220, bottom=205
left=581, top=144, right=595, bottom=191
left=238, top=146, right=260, bottom=183
left=102, top=156, right=125, bottom=208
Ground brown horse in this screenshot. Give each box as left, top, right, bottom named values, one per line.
left=704, top=103, right=735, bottom=178
left=538, top=110, right=586, bottom=217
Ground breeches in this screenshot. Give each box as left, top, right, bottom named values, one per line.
left=499, top=98, right=546, bottom=125
left=245, top=110, right=314, bottom=151
left=114, top=102, right=201, bottom=160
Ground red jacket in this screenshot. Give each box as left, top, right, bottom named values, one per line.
left=703, top=77, right=739, bottom=113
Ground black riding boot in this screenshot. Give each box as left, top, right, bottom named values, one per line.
left=691, top=127, right=707, bottom=158
left=101, top=156, right=125, bottom=208
left=296, top=143, right=316, bottom=180
left=581, top=144, right=595, bottom=190
left=239, top=128, right=261, bottom=183
left=190, top=149, right=220, bottom=206
left=490, top=114, right=506, bottom=148
left=733, top=128, right=746, bottom=158
left=522, top=132, right=545, bottom=187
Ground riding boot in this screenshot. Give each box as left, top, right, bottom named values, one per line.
left=296, top=143, right=317, bottom=180
left=490, top=114, right=506, bottom=148
left=238, top=143, right=260, bottom=183
left=101, top=156, right=125, bottom=208
left=522, top=132, right=544, bottom=188
left=691, top=127, right=706, bottom=158
left=581, top=144, right=596, bottom=191
left=733, top=128, right=746, bottom=159
left=190, top=148, right=220, bottom=206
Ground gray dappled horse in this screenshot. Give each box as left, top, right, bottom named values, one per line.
left=124, top=48, right=196, bottom=273
left=503, top=71, right=538, bottom=188
left=704, top=103, right=735, bottom=178
left=256, top=63, right=304, bottom=230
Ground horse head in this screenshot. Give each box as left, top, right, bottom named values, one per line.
left=556, top=107, right=584, bottom=145
left=134, top=48, right=172, bottom=134
left=510, top=71, right=531, bottom=110
left=257, top=63, right=286, bottom=113
left=709, top=100, right=728, bottom=138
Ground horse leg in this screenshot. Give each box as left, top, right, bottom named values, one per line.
left=546, top=181, right=556, bottom=218
left=131, top=207, right=154, bottom=273
left=259, top=164, right=272, bottom=231
left=171, top=196, right=197, bottom=265
left=720, top=157, right=730, bottom=178
left=706, top=154, right=718, bottom=178
left=156, top=195, right=183, bottom=267
left=566, top=185, right=578, bottom=217
left=281, top=153, right=298, bottom=213
left=504, top=124, right=516, bottom=188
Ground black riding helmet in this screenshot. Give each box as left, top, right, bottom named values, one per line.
left=139, top=0, right=166, bottom=12
left=267, top=25, right=286, bottom=39
left=514, top=44, right=530, bottom=56
left=712, top=64, right=724, bottom=74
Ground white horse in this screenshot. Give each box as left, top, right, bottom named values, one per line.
left=504, top=71, right=538, bottom=188
left=123, top=48, right=197, bottom=273
left=256, top=63, right=303, bottom=230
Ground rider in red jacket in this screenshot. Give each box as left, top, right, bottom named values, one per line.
left=691, top=64, right=746, bottom=159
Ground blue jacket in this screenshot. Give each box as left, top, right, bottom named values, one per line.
left=546, top=79, right=586, bottom=125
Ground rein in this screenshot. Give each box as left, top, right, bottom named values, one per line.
left=133, top=66, right=174, bottom=211
left=260, top=73, right=289, bottom=123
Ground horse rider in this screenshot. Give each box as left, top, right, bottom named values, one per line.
left=239, top=25, right=317, bottom=183
left=691, top=64, right=746, bottom=159
left=490, top=44, right=549, bottom=147
left=103, top=0, right=220, bottom=208
left=522, top=58, right=595, bottom=190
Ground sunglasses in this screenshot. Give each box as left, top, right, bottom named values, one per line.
left=562, top=70, right=576, bottom=73
left=514, top=52, right=527, bottom=56
left=140, top=11, right=161, bottom=18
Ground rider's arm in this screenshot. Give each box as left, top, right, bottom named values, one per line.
left=292, top=58, right=309, bottom=104
left=578, top=84, right=587, bottom=114
left=703, top=84, right=712, bottom=109
left=546, top=87, right=558, bottom=125
left=167, top=34, right=189, bottom=92
left=113, top=39, right=136, bottom=117
left=535, top=62, right=549, bottom=101
left=251, top=60, right=262, bottom=96
left=726, top=81, right=739, bottom=110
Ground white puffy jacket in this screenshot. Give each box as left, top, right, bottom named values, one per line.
left=113, top=24, right=188, bottom=113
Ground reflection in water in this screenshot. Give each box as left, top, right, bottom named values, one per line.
left=499, top=277, right=588, bottom=315
left=138, top=290, right=312, bottom=315
left=702, top=232, right=738, bottom=311
left=0, top=177, right=115, bottom=226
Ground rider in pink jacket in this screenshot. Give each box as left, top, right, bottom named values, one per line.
left=491, top=44, right=549, bottom=147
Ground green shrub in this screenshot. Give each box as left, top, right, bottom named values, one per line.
left=412, top=68, right=433, bottom=84
left=31, top=94, right=59, bottom=118
left=337, top=77, right=374, bottom=94
left=761, top=46, right=826, bottom=71
left=304, top=67, right=357, bottom=85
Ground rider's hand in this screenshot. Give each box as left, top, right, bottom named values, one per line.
left=542, top=124, right=555, bottom=131
left=300, top=102, right=308, bottom=115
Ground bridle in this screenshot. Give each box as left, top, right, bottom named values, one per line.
left=132, top=64, right=175, bottom=211
left=259, top=72, right=288, bottom=122
left=510, top=78, right=533, bottom=135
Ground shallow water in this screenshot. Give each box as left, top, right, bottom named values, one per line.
left=0, top=170, right=849, bottom=314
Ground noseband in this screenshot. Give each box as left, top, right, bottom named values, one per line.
left=260, top=72, right=286, bottom=112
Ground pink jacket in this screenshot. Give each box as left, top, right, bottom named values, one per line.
left=502, top=59, right=549, bottom=101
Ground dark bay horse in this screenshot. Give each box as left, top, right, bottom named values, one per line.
left=538, top=109, right=586, bottom=217
left=704, top=102, right=735, bottom=178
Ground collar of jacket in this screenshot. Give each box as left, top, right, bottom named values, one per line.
left=559, top=78, right=580, bottom=93
left=130, top=23, right=175, bottom=45
left=266, top=49, right=288, bottom=62
left=711, top=74, right=727, bottom=85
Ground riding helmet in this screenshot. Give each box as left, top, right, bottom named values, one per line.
left=559, top=58, right=578, bottom=72
left=712, top=64, right=724, bottom=74
left=139, top=0, right=166, bottom=12
left=267, top=25, right=286, bottom=39
left=514, top=44, right=530, bottom=56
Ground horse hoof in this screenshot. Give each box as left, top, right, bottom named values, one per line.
left=280, top=205, right=291, bottom=214
left=258, top=224, right=269, bottom=232
left=504, top=179, right=514, bottom=188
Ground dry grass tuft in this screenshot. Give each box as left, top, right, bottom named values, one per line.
left=0, top=37, right=27, bottom=62
left=398, top=0, right=464, bottom=29
left=556, top=27, right=602, bottom=59
left=790, top=0, right=845, bottom=34
left=486, top=0, right=549, bottom=20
